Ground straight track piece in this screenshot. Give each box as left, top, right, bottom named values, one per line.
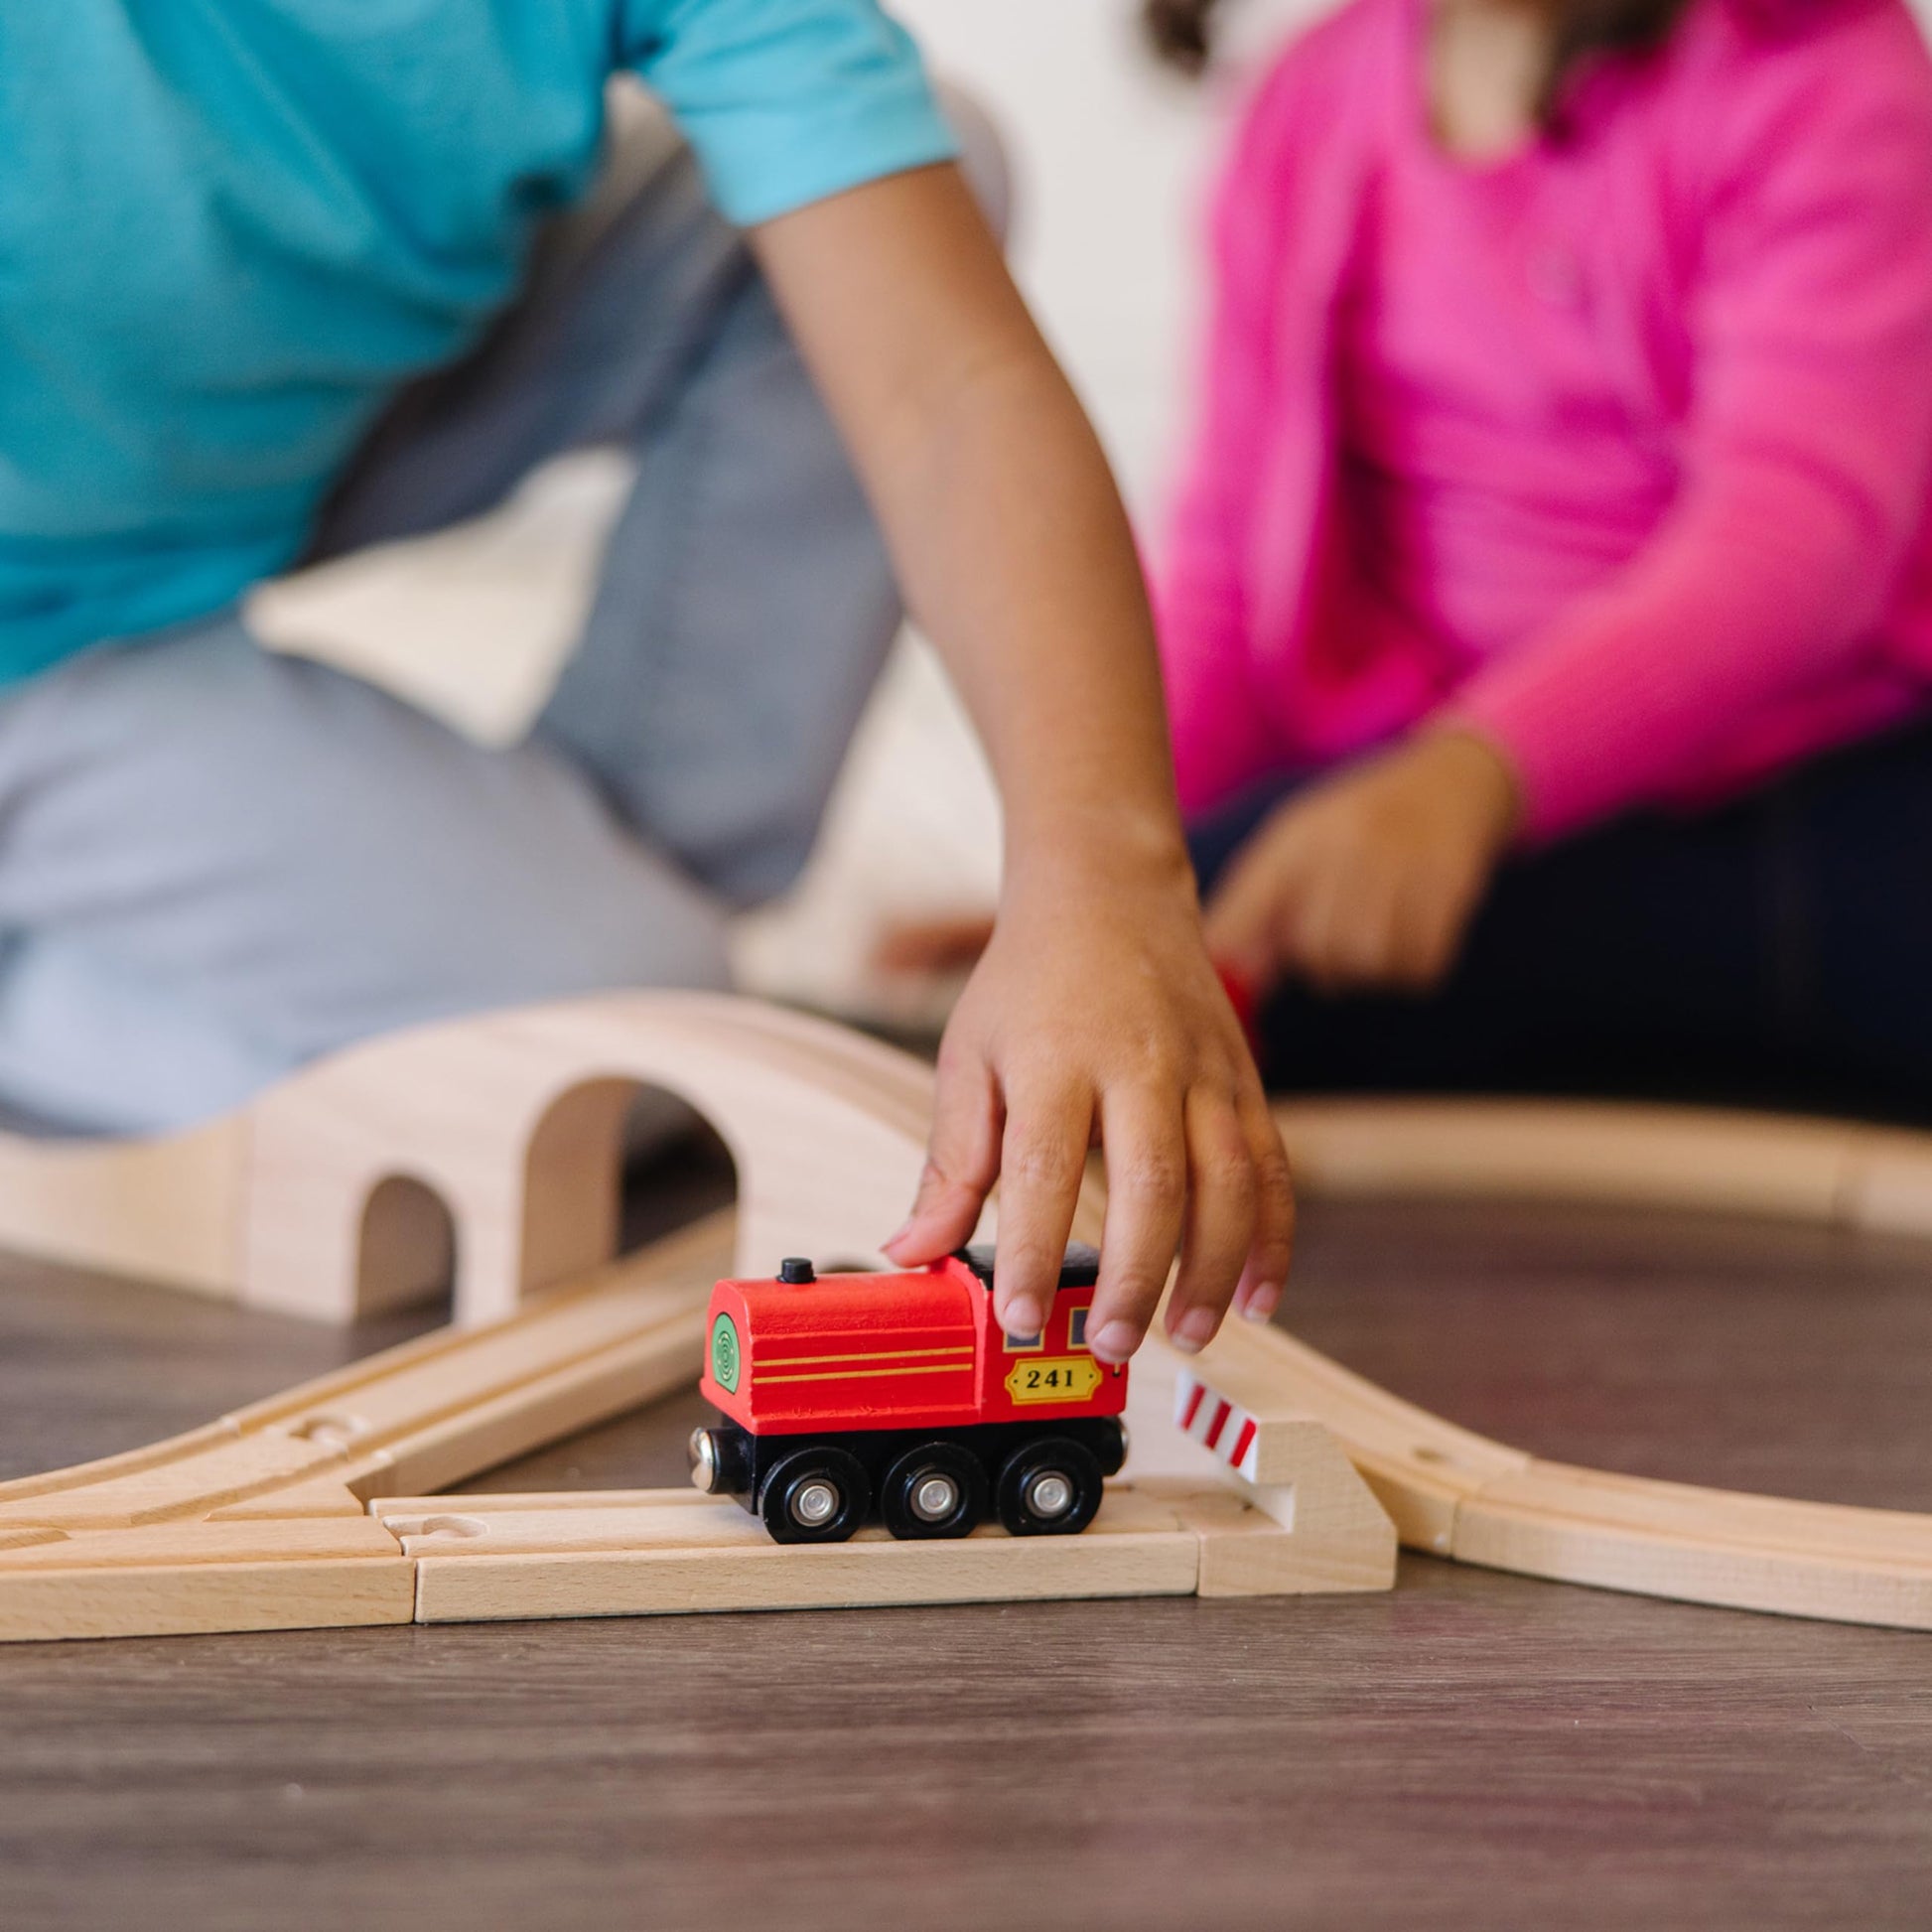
left=0, top=1518, right=413, bottom=1643
left=1452, top=1460, right=1932, bottom=1630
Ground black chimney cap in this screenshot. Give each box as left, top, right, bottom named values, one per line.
left=777, top=1257, right=817, bottom=1285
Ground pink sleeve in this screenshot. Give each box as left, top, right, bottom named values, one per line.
left=1448, top=10, right=1932, bottom=841
left=1157, top=70, right=1301, bottom=816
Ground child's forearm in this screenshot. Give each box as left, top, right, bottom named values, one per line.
left=753, top=164, right=1186, bottom=887
left=752, top=163, right=1292, bottom=1354
left=897, top=347, right=1189, bottom=884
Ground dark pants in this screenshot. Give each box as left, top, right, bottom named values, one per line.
left=1188, top=720, right=1932, bottom=1122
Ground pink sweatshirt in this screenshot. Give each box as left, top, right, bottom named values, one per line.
left=1157, top=0, right=1932, bottom=839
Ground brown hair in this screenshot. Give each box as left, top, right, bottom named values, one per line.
left=1144, top=0, right=1694, bottom=120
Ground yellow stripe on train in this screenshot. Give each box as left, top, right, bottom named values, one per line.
left=755, top=1361, right=979, bottom=1386
left=755, top=1344, right=975, bottom=1370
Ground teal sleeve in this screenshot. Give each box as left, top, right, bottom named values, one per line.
left=622, top=0, right=959, bottom=225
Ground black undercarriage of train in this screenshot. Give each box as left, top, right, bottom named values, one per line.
left=688, top=1415, right=1128, bottom=1546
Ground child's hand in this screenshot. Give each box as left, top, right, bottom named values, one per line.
left=885, top=843, right=1294, bottom=1362
left=1205, top=731, right=1521, bottom=997
left=758, top=168, right=1291, bottom=1357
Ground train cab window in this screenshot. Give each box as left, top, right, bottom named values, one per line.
left=1068, top=1307, right=1091, bottom=1350
left=1003, top=1325, right=1043, bottom=1352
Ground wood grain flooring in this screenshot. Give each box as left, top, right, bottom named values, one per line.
left=1, top=1164, right=1928, bottom=1932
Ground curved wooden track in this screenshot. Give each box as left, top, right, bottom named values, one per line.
left=1272, top=1094, right=1932, bottom=1239
left=0, top=995, right=1929, bottom=1630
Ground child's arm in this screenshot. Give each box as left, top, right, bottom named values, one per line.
left=1208, top=10, right=1932, bottom=998
left=751, top=162, right=1294, bottom=1352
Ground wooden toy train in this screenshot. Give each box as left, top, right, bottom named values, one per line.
left=690, top=1244, right=1128, bottom=1543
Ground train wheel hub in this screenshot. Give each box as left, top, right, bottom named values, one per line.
left=790, top=1479, right=842, bottom=1527
left=910, top=1473, right=961, bottom=1523
left=1025, top=1471, right=1074, bottom=1520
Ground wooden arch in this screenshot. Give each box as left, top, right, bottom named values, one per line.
left=0, top=994, right=940, bottom=1325
left=0, top=993, right=1928, bottom=1636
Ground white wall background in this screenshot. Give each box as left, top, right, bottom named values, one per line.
left=896, top=0, right=1319, bottom=510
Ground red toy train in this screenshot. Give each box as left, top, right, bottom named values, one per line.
left=689, top=1244, right=1128, bottom=1544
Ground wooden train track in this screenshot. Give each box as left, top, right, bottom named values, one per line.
left=0, top=996, right=1395, bottom=1640
left=0, top=992, right=1928, bottom=1637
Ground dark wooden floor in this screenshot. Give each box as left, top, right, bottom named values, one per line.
left=2, top=1178, right=1930, bottom=1931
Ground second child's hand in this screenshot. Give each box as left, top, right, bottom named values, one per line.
left=1205, top=730, right=1522, bottom=998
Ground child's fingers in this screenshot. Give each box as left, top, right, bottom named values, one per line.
left=1396, top=885, right=1462, bottom=991
left=1164, top=1086, right=1259, bottom=1354
left=1232, top=1087, right=1295, bottom=1323
left=1317, top=858, right=1404, bottom=989
left=990, top=1077, right=1095, bottom=1343
left=1282, top=846, right=1355, bottom=990
left=1090, top=1090, right=1189, bottom=1363
left=884, top=1045, right=1003, bottom=1266
left=1393, top=850, right=1487, bottom=991
left=1203, top=826, right=1303, bottom=991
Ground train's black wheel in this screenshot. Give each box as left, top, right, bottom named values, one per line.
left=759, top=1447, right=870, bottom=1544
left=994, top=1437, right=1104, bottom=1537
left=880, top=1443, right=986, bottom=1541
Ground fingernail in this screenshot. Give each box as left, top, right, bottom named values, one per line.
left=1172, top=1306, right=1220, bottom=1353
left=1240, top=1282, right=1283, bottom=1323
left=1089, top=1319, right=1141, bottom=1363
left=1001, top=1295, right=1044, bottom=1340
left=882, top=1220, right=916, bottom=1256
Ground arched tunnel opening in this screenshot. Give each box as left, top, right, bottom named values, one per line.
left=353, top=1079, right=739, bottom=1326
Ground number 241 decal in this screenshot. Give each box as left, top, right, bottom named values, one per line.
left=1005, top=1356, right=1103, bottom=1404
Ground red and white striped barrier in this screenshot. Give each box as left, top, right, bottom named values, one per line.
left=1174, top=1366, right=1261, bottom=1482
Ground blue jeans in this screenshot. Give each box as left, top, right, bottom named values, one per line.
left=1188, top=719, right=1932, bottom=1121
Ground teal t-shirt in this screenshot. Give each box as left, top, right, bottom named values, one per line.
left=0, top=1, right=955, bottom=685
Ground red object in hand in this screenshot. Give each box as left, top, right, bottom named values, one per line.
left=1215, top=959, right=1262, bottom=1058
